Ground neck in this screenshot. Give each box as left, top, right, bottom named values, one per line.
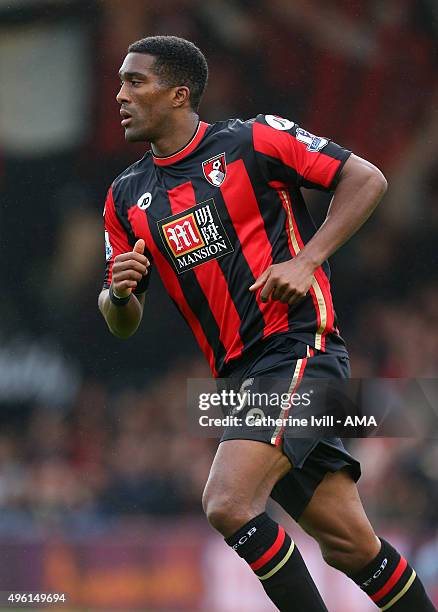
left=151, top=113, right=199, bottom=157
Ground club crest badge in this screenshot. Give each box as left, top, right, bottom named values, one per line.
left=202, top=153, right=227, bottom=187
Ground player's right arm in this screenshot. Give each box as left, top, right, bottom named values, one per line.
left=98, top=238, right=150, bottom=338
left=98, top=186, right=151, bottom=339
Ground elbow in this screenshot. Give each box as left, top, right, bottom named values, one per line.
left=343, top=154, right=388, bottom=205
left=361, top=163, right=387, bottom=211
left=110, top=327, right=137, bottom=340
left=371, top=165, right=388, bottom=199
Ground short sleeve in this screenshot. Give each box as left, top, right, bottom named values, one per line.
left=102, top=186, right=150, bottom=294
left=252, top=114, right=351, bottom=192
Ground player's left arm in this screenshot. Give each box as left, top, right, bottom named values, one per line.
left=250, top=153, right=387, bottom=304
left=300, top=153, right=386, bottom=267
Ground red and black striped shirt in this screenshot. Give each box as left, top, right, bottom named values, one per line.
left=103, top=114, right=351, bottom=376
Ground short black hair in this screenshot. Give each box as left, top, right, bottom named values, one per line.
left=128, top=35, right=208, bottom=111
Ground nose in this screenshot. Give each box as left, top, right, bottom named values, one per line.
left=116, top=82, right=130, bottom=105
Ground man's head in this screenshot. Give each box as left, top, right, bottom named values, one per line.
left=117, top=35, right=208, bottom=142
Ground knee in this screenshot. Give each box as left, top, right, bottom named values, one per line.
left=320, top=539, right=358, bottom=572
left=319, top=531, right=379, bottom=574
left=202, top=489, right=253, bottom=536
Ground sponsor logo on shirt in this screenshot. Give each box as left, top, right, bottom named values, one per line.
left=295, top=128, right=328, bottom=152
left=158, top=198, right=233, bottom=273
left=137, top=192, right=152, bottom=210
left=202, top=153, right=227, bottom=187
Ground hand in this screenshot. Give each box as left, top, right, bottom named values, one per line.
left=111, top=239, right=150, bottom=298
left=249, top=256, right=314, bottom=305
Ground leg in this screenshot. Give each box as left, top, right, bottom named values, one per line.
left=203, top=438, right=290, bottom=537
left=299, top=468, right=436, bottom=611
left=203, top=439, right=329, bottom=611
left=298, top=467, right=380, bottom=573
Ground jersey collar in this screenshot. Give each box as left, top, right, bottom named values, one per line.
left=152, top=121, right=209, bottom=166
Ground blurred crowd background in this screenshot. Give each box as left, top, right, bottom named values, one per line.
left=0, top=0, right=437, bottom=609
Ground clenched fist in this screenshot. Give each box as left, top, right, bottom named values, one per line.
left=249, top=257, right=314, bottom=305
left=111, top=239, right=150, bottom=298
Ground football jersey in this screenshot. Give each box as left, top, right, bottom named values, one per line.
left=103, top=114, right=351, bottom=376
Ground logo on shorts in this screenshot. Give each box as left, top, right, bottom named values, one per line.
left=230, top=378, right=254, bottom=416
left=158, top=198, right=233, bottom=273
left=295, top=128, right=328, bottom=152
left=265, top=115, right=294, bottom=131
left=202, top=153, right=227, bottom=187
left=246, top=408, right=266, bottom=426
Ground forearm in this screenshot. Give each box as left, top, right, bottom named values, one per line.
left=298, top=154, right=387, bottom=269
left=98, top=289, right=145, bottom=339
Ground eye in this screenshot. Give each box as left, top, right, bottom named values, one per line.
left=131, top=80, right=142, bottom=87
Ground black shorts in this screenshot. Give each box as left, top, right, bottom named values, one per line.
left=219, top=333, right=361, bottom=521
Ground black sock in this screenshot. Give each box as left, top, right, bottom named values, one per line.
left=225, top=512, right=328, bottom=612
left=350, top=537, right=436, bottom=611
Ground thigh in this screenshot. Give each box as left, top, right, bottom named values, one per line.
left=271, top=438, right=361, bottom=521
left=204, top=439, right=291, bottom=509
left=298, top=467, right=376, bottom=549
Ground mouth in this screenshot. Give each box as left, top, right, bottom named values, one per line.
left=120, top=109, right=133, bottom=127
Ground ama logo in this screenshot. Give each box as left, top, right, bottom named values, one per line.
left=202, top=153, right=227, bottom=187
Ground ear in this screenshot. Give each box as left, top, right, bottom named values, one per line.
left=172, top=86, right=191, bottom=108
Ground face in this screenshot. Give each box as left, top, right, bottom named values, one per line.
left=117, top=53, right=175, bottom=143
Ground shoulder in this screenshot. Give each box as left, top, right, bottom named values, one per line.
left=252, top=114, right=298, bottom=143
left=206, top=114, right=298, bottom=144
left=111, top=152, right=152, bottom=198
left=253, top=114, right=296, bottom=130
left=206, top=116, right=255, bottom=140
left=105, top=153, right=153, bottom=220
left=203, top=117, right=267, bottom=157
